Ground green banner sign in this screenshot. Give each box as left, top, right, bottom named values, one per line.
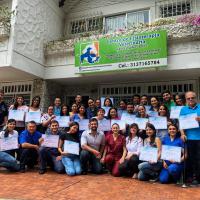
left=75, top=30, right=167, bottom=73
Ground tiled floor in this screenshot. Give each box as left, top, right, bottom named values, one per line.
left=0, top=170, right=199, bottom=200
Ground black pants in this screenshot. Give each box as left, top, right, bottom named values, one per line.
left=20, top=148, right=38, bottom=169
left=186, top=140, right=200, bottom=180
left=119, top=155, right=139, bottom=177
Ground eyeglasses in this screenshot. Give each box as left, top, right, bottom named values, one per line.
left=186, top=97, right=195, bottom=100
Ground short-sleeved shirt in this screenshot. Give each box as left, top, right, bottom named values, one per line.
left=0, top=130, right=18, bottom=139
left=53, top=106, right=61, bottom=116
left=164, top=100, right=175, bottom=111
left=0, top=101, right=8, bottom=126
left=60, top=132, right=79, bottom=143
left=162, top=135, right=184, bottom=148
left=105, top=134, right=125, bottom=159
left=81, top=130, right=105, bottom=151
left=19, top=130, right=42, bottom=145
left=126, top=136, right=143, bottom=155
left=180, top=104, right=200, bottom=140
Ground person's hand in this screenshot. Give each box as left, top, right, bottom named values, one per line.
left=195, top=116, right=200, bottom=122
left=181, top=134, right=187, bottom=142
left=169, top=160, right=175, bottom=163
left=93, top=150, right=101, bottom=158
left=35, top=145, right=39, bottom=151
left=149, top=160, right=156, bottom=164
left=125, top=154, right=132, bottom=160
left=163, top=161, right=168, bottom=169
left=100, top=157, right=105, bottom=164
left=61, top=151, right=68, bottom=156
left=50, top=115, right=56, bottom=120
left=119, top=157, right=125, bottom=164
left=56, top=156, right=62, bottom=161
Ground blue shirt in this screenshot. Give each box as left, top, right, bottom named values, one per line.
left=54, top=106, right=61, bottom=116
left=180, top=104, right=200, bottom=140
left=19, top=130, right=42, bottom=145
left=86, top=107, right=98, bottom=119
left=162, top=135, right=184, bottom=148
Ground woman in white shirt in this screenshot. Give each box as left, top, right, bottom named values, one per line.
left=9, top=95, right=29, bottom=133
left=0, top=119, right=20, bottom=171
left=119, top=123, right=143, bottom=178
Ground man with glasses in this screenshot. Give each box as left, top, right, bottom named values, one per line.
left=0, top=89, right=8, bottom=131
left=180, top=91, right=200, bottom=185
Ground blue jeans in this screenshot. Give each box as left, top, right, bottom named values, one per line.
left=62, top=155, right=81, bottom=176
left=0, top=151, right=20, bottom=171
left=39, top=147, right=64, bottom=173
left=159, top=163, right=183, bottom=184
left=138, top=161, right=162, bottom=181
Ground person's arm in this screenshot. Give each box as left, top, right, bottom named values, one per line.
left=81, top=144, right=100, bottom=156
left=155, top=137, right=162, bottom=160
left=180, top=129, right=187, bottom=142
left=100, top=145, right=107, bottom=163
left=21, top=142, right=39, bottom=150
left=42, top=115, right=56, bottom=127
left=119, top=145, right=127, bottom=164
left=3, top=115, right=8, bottom=126
left=58, top=138, right=68, bottom=156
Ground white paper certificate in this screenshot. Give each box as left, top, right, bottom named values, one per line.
left=64, top=140, right=79, bottom=155
left=98, top=120, right=111, bottom=132
left=102, top=106, right=111, bottom=116
left=149, top=116, right=167, bottom=130
left=121, top=113, right=135, bottom=125
left=79, top=119, right=89, bottom=131
left=135, top=118, right=149, bottom=130
left=111, top=120, right=126, bottom=130
left=0, top=136, right=19, bottom=151
left=41, top=134, right=59, bottom=148
left=179, top=113, right=199, bottom=130
left=55, top=116, right=70, bottom=127
left=170, top=106, right=184, bottom=119
left=8, top=110, right=25, bottom=121
left=161, top=145, right=182, bottom=163
left=147, top=111, right=159, bottom=117
left=25, top=112, right=41, bottom=123
left=139, top=146, right=158, bottom=163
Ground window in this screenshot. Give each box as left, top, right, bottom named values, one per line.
left=157, top=0, right=193, bottom=18
left=105, top=10, right=149, bottom=33
left=70, top=16, right=103, bottom=35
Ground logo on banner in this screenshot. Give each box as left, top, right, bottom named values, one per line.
left=80, top=41, right=100, bottom=64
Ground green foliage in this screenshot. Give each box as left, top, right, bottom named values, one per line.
left=0, top=6, right=14, bottom=32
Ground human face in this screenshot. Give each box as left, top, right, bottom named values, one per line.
left=62, top=106, right=68, bottom=115
left=50, top=122, right=59, bottom=134
left=75, top=95, right=82, bottom=104
left=70, top=125, right=78, bottom=134
left=140, top=96, right=148, bottom=105
left=138, top=106, right=146, bottom=117
left=95, top=100, right=101, bottom=108
left=151, top=97, right=158, bottom=108
left=162, top=93, right=171, bottom=102
left=17, top=97, right=24, bottom=106
left=97, top=110, right=105, bottom=119
left=79, top=106, right=85, bottom=114
left=168, top=125, right=177, bottom=138
left=88, top=99, right=95, bottom=108
left=158, top=106, right=167, bottom=116
left=130, top=126, right=138, bottom=137
left=110, top=109, right=117, bottom=119
left=127, top=105, right=134, bottom=114
left=175, top=95, right=184, bottom=106
left=27, top=123, right=37, bottom=134
left=48, top=106, right=54, bottom=116
left=111, top=124, right=119, bottom=134
left=104, top=99, right=111, bottom=107
left=71, top=104, right=78, bottom=112
left=90, top=121, right=98, bottom=131
left=7, top=122, right=16, bottom=131
left=185, top=92, right=197, bottom=108
left=120, top=101, right=126, bottom=109
left=54, top=98, right=61, bottom=107
left=33, top=98, right=40, bottom=107
left=146, top=127, right=154, bottom=137
left=133, top=96, right=140, bottom=105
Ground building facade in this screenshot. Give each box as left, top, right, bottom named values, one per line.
left=0, top=0, right=200, bottom=108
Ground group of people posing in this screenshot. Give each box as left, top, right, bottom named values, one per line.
left=0, top=89, right=199, bottom=186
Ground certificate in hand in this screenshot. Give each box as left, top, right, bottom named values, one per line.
left=55, top=116, right=70, bottom=127
left=102, top=106, right=111, bottom=116
left=0, top=136, right=19, bottom=151
left=64, top=140, right=79, bottom=155
left=41, top=134, right=59, bottom=148
left=121, top=113, right=135, bottom=125
left=135, top=118, right=148, bottom=130
left=79, top=119, right=89, bottom=131
left=179, top=113, right=199, bottom=130
left=8, top=110, right=25, bottom=121
left=170, top=106, right=184, bottom=119
left=111, top=120, right=126, bottom=130
left=149, top=116, right=167, bottom=130
left=25, top=112, right=41, bottom=123
left=98, top=120, right=111, bottom=132
left=147, top=111, right=158, bottom=117
left=161, top=145, right=182, bottom=163
left=139, top=146, right=158, bottom=163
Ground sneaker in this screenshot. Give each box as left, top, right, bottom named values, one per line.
left=39, top=169, right=46, bottom=175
